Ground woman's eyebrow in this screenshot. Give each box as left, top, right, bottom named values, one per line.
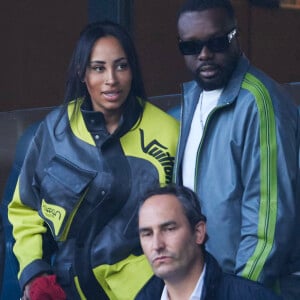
left=89, top=57, right=127, bottom=65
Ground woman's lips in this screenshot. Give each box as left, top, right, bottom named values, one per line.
left=102, top=91, right=121, bottom=101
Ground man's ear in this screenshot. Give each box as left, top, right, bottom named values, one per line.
left=194, top=221, right=206, bottom=245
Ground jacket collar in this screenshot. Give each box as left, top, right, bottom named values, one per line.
left=182, top=54, right=250, bottom=108
left=201, top=251, right=223, bottom=300
left=80, top=96, right=143, bottom=139
left=219, top=54, right=250, bottom=105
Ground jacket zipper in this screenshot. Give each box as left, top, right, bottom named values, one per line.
left=194, top=103, right=232, bottom=192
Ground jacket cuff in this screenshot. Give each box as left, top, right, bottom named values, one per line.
left=19, top=259, right=52, bottom=291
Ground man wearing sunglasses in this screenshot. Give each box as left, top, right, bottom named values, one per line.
left=173, top=0, right=300, bottom=299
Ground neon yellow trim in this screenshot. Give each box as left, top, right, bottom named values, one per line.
left=120, top=101, right=179, bottom=185
left=241, top=73, right=277, bottom=281
left=74, top=276, right=87, bottom=300
left=68, top=99, right=95, bottom=146
left=93, top=254, right=153, bottom=300
left=60, top=188, right=88, bottom=241
left=8, top=180, right=47, bottom=277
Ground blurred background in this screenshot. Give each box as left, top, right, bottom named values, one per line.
left=0, top=0, right=299, bottom=111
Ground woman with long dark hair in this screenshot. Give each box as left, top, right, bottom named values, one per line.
left=8, top=21, right=179, bottom=300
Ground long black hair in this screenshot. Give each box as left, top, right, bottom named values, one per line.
left=53, top=21, right=146, bottom=135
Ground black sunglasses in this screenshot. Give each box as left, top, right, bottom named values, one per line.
left=178, top=28, right=237, bottom=56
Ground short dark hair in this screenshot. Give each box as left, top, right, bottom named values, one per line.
left=177, top=0, right=236, bottom=23
left=64, top=20, right=146, bottom=103
left=140, top=184, right=208, bottom=244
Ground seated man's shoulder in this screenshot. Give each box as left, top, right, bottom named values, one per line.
left=219, top=273, right=282, bottom=300
left=135, top=275, right=164, bottom=300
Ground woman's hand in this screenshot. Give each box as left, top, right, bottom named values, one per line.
left=21, top=278, right=35, bottom=300
left=21, top=274, right=66, bottom=300
left=21, top=285, right=29, bottom=300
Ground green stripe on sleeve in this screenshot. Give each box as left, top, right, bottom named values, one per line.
left=241, top=73, right=278, bottom=281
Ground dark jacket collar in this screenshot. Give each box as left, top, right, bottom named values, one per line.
left=182, top=54, right=250, bottom=109
left=201, top=251, right=223, bottom=300
left=80, top=96, right=143, bottom=139
left=135, top=251, right=223, bottom=300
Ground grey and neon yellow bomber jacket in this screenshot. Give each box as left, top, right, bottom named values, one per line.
left=174, top=55, right=300, bottom=288
left=8, top=98, right=179, bottom=299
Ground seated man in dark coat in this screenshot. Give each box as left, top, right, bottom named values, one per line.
left=136, top=185, right=282, bottom=300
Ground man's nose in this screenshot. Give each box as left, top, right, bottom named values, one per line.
left=152, top=232, right=165, bottom=251
left=197, top=45, right=214, bottom=60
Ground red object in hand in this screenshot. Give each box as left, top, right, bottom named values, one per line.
left=29, top=274, right=66, bottom=300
